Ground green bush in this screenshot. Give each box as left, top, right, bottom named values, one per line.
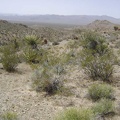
left=88, top=83, right=114, bottom=101
left=55, top=108, right=93, bottom=120
left=92, top=99, right=115, bottom=116
left=0, top=112, right=18, bottom=120
left=80, top=49, right=115, bottom=81
left=1, top=45, right=19, bottom=72
left=23, top=47, right=39, bottom=63
left=81, top=31, right=109, bottom=56
left=80, top=31, right=116, bottom=81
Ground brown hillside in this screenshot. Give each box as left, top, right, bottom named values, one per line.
left=0, top=20, right=35, bottom=45
left=86, top=20, right=119, bottom=31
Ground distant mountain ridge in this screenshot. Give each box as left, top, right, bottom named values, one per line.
left=0, top=14, right=120, bottom=25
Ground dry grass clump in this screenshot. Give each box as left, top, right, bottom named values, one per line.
left=92, top=98, right=115, bottom=117
left=55, top=108, right=94, bottom=120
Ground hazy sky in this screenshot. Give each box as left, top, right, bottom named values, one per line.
left=0, top=0, right=119, bottom=18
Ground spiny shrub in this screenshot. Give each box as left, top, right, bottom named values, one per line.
left=92, top=99, right=115, bottom=116
left=80, top=31, right=116, bottom=81
left=0, top=112, right=18, bottom=120
left=1, top=45, right=19, bottom=72
left=55, top=108, right=94, bottom=120
left=24, top=35, right=38, bottom=49
left=81, top=31, right=109, bottom=56
left=88, top=83, right=114, bottom=101
left=23, top=47, right=39, bottom=63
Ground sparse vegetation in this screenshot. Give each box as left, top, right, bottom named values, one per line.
left=88, top=83, right=114, bottom=101
left=55, top=108, right=94, bottom=120
left=31, top=50, right=73, bottom=95
left=0, top=19, right=119, bottom=120
left=0, top=112, right=18, bottom=120
left=80, top=31, right=116, bottom=81
left=0, top=44, right=19, bottom=72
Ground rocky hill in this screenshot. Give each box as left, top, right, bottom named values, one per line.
left=86, top=20, right=117, bottom=31
left=0, top=20, right=36, bottom=45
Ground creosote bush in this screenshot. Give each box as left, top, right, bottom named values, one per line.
left=92, top=98, right=115, bottom=116
left=88, top=83, right=114, bottom=101
left=1, top=44, right=19, bottom=72
left=80, top=49, right=115, bottom=81
left=55, top=108, right=93, bottom=120
left=80, top=31, right=116, bottom=81
left=0, top=112, right=18, bottom=120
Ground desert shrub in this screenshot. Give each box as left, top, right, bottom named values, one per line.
left=80, top=49, right=115, bottom=81
left=24, top=35, right=38, bottom=49
left=55, top=108, right=93, bottom=120
left=1, top=45, right=19, bottom=72
left=81, top=31, right=109, bottom=56
left=0, top=112, right=18, bottom=120
left=114, top=26, right=118, bottom=31
left=80, top=31, right=116, bottom=81
left=31, top=49, right=73, bottom=95
left=88, top=83, right=114, bottom=101
left=32, top=66, right=63, bottom=94
left=92, top=99, right=115, bottom=116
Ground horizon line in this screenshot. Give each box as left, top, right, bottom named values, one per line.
left=0, top=13, right=119, bottom=19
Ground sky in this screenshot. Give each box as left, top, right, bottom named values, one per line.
left=0, top=0, right=119, bottom=18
